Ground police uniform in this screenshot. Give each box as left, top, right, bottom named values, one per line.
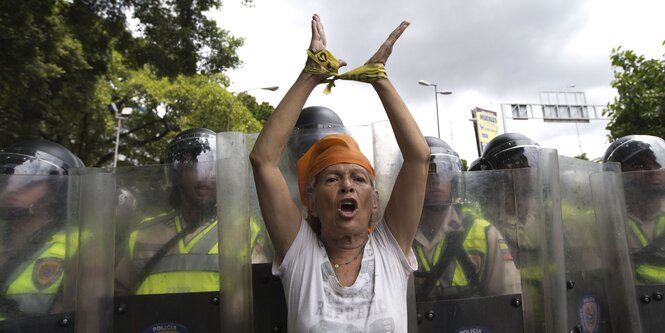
left=602, top=135, right=665, bottom=284
left=413, top=206, right=521, bottom=299
left=0, top=140, right=84, bottom=320
left=115, top=211, right=265, bottom=294
left=0, top=230, right=66, bottom=319
left=626, top=210, right=665, bottom=284
left=115, top=211, right=220, bottom=295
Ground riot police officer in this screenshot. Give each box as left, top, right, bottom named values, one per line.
left=467, top=133, right=550, bottom=331
left=0, top=140, right=84, bottom=320
left=603, top=135, right=665, bottom=284
left=468, top=132, right=541, bottom=261
left=415, top=137, right=520, bottom=300
left=288, top=105, right=345, bottom=160
left=115, top=128, right=221, bottom=295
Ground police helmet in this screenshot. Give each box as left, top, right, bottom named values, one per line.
left=163, top=128, right=217, bottom=187
left=295, top=106, right=344, bottom=130
left=602, top=135, right=665, bottom=171
left=289, top=106, right=345, bottom=160
left=424, top=136, right=464, bottom=206
left=426, top=136, right=462, bottom=173
left=0, top=140, right=84, bottom=220
left=0, top=140, right=84, bottom=176
left=468, top=133, right=540, bottom=171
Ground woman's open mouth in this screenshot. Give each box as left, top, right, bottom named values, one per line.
left=337, top=198, right=358, bottom=219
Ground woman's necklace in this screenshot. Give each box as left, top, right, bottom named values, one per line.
left=331, top=239, right=367, bottom=270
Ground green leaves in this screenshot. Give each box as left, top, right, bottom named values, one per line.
left=1, top=0, right=271, bottom=167
left=606, top=42, right=665, bottom=141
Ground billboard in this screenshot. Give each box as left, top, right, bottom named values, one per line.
left=474, top=108, right=499, bottom=153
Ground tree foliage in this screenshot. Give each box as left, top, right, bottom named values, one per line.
left=88, top=52, right=262, bottom=166
left=94, top=0, right=244, bottom=76
left=606, top=42, right=665, bottom=140
left=0, top=0, right=272, bottom=167
left=0, top=0, right=104, bottom=146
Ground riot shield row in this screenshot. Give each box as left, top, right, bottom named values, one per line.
left=0, top=124, right=660, bottom=332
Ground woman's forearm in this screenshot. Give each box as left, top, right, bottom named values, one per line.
left=250, top=73, right=321, bottom=166
left=372, top=79, right=430, bottom=162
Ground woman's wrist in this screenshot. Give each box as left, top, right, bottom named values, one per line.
left=296, top=71, right=327, bottom=88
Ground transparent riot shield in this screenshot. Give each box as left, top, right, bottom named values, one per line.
left=372, top=120, right=400, bottom=221
left=247, top=133, right=287, bottom=333
left=590, top=172, right=640, bottom=332
left=415, top=149, right=563, bottom=333
left=414, top=168, right=525, bottom=332
left=0, top=173, right=78, bottom=332
left=217, top=132, right=252, bottom=332
left=558, top=157, right=639, bottom=333
left=113, top=158, right=232, bottom=333
left=67, top=168, right=116, bottom=333
left=601, top=168, right=665, bottom=332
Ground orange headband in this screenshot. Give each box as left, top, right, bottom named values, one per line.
left=297, top=134, right=375, bottom=204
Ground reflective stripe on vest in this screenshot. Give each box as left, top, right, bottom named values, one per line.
left=149, top=254, right=219, bottom=274
left=416, top=218, right=490, bottom=287
left=133, top=215, right=219, bottom=294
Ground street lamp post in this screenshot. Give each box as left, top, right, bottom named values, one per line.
left=225, top=85, right=279, bottom=131
left=418, top=80, right=452, bottom=140
left=113, top=109, right=122, bottom=167
left=111, top=104, right=134, bottom=167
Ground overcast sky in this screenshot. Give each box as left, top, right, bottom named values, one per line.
left=211, top=0, right=664, bottom=162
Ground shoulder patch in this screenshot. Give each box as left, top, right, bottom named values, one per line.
left=33, top=257, right=64, bottom=290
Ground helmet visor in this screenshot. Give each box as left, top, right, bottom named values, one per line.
left=487, top=146, right=540, bottom=170
left=166, top=137, right=216, bottom=168
left=429, top=153, right=463, bottom=174
left=0, top=153, right=68, bottom=176
left=164, top=136, right=216, bottom=186
left=425, top=153, right=464, bottom=206
left=611, top=137, right=665, bottom=171
left=176, top=160, right=216, bottom=181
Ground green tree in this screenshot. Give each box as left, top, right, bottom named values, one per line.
left=605, top=42, right=665, bottom=140
left=0, top=0, right=106, bottom=148
left=237, top=92, right=275, bottom=124
left=1, top=0, right=271, bottom=167
left=93, top=0, right=243, bottom=76
left=94, top=52, right=263, bottom=166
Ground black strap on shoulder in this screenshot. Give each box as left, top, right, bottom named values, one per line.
left=416, top=231, right=464, bottom=298
left=132, top=215, right=217, bottom=293
left=132, top=225, right=193, bottom=294
left=416, top=210, right=483, bottom=299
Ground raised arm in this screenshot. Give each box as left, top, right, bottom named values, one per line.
left=369, top=22, right=430, bottom=256
left=249, top=15, right=344, bottom=262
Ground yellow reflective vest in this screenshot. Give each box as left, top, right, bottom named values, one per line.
left=1, top=231, right=66, bottom=320
left=629, top=214, right=665, bottom=284
left=129, top=212, right=260, bottom=295
left=415, top=216, right=490, bottom=290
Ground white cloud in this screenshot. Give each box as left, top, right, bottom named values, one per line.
left=211, top=0, right=665, bottom=162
